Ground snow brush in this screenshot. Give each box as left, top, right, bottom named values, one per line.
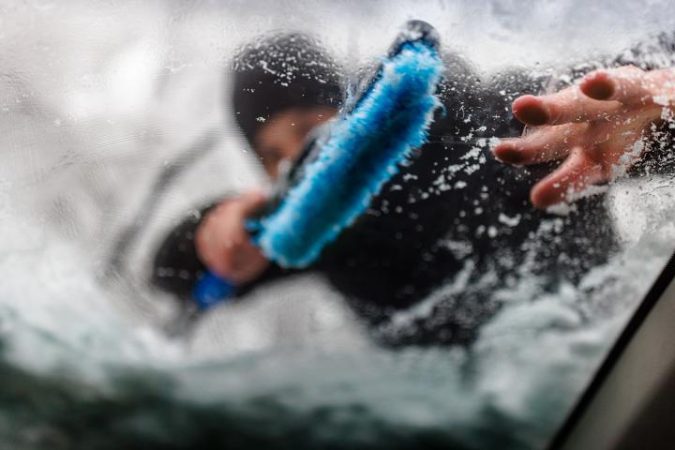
left=193, top=20, right=444, bottom=310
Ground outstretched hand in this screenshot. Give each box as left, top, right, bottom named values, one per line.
left=493, top=66, right=675, bottom=209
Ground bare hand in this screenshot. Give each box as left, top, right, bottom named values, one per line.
left=195, top=191, right=269, bottom=284
left=493, top=66, right=675, bottom=209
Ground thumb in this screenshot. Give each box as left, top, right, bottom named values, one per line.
left=530, top=147, right=603, bottom=209
left=237, top=190, right=268, bottom=216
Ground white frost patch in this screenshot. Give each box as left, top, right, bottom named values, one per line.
left=487, top=226, right=498, bottom=238
left=498, top=213, right=521, bottom=227
left=653, top=94, right=670, bottom=106
left=546, top=203, right=573, bottom=216
left=545, top=184, right=608, bottom=216
left=461, top=146, right=482, bottom=160
left=612, top=139, right=645, bottom=179
left=380, top=262, right=474, bottom=331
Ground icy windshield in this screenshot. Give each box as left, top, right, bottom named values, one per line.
left=1, top=1, right=674, bottom=449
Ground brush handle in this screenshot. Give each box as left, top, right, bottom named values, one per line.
left=192, top=271, right=236, bottom=310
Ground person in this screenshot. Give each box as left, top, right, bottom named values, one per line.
left=152, top=25, right=675, bottom=347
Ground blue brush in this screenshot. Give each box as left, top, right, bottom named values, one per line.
left=193, top=20, right=444, bottom=309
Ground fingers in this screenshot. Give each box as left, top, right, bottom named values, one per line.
left=502, top=65, right=668, bottom=209
left=226, top=245, right=268, bottom=283
left=579, top=71, right=615, bottom=100
left=580, top=68, right=653, bottom=106
left=492, top=123, right=583, bottom=165
left=511, top=95, right=550, bottom=126
left=197, top=215, right=266, bottom=284
left=512, top=90, right=619, bottom=126
left=512, top=66, right=663, bottom=128
left=195, top=192, right=269, bottom=284
left=530, top=147, right=604, bottom=209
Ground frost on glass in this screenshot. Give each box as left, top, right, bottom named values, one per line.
left=0, top=1, right=674, bottom=449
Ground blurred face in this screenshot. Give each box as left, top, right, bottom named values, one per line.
left=253, top=106, right=337, bottom=178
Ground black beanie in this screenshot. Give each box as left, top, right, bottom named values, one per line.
left=231, top=33, right=344, bottom=149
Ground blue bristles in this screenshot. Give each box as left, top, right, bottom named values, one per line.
left=251, top=41, right=444, bottom=268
